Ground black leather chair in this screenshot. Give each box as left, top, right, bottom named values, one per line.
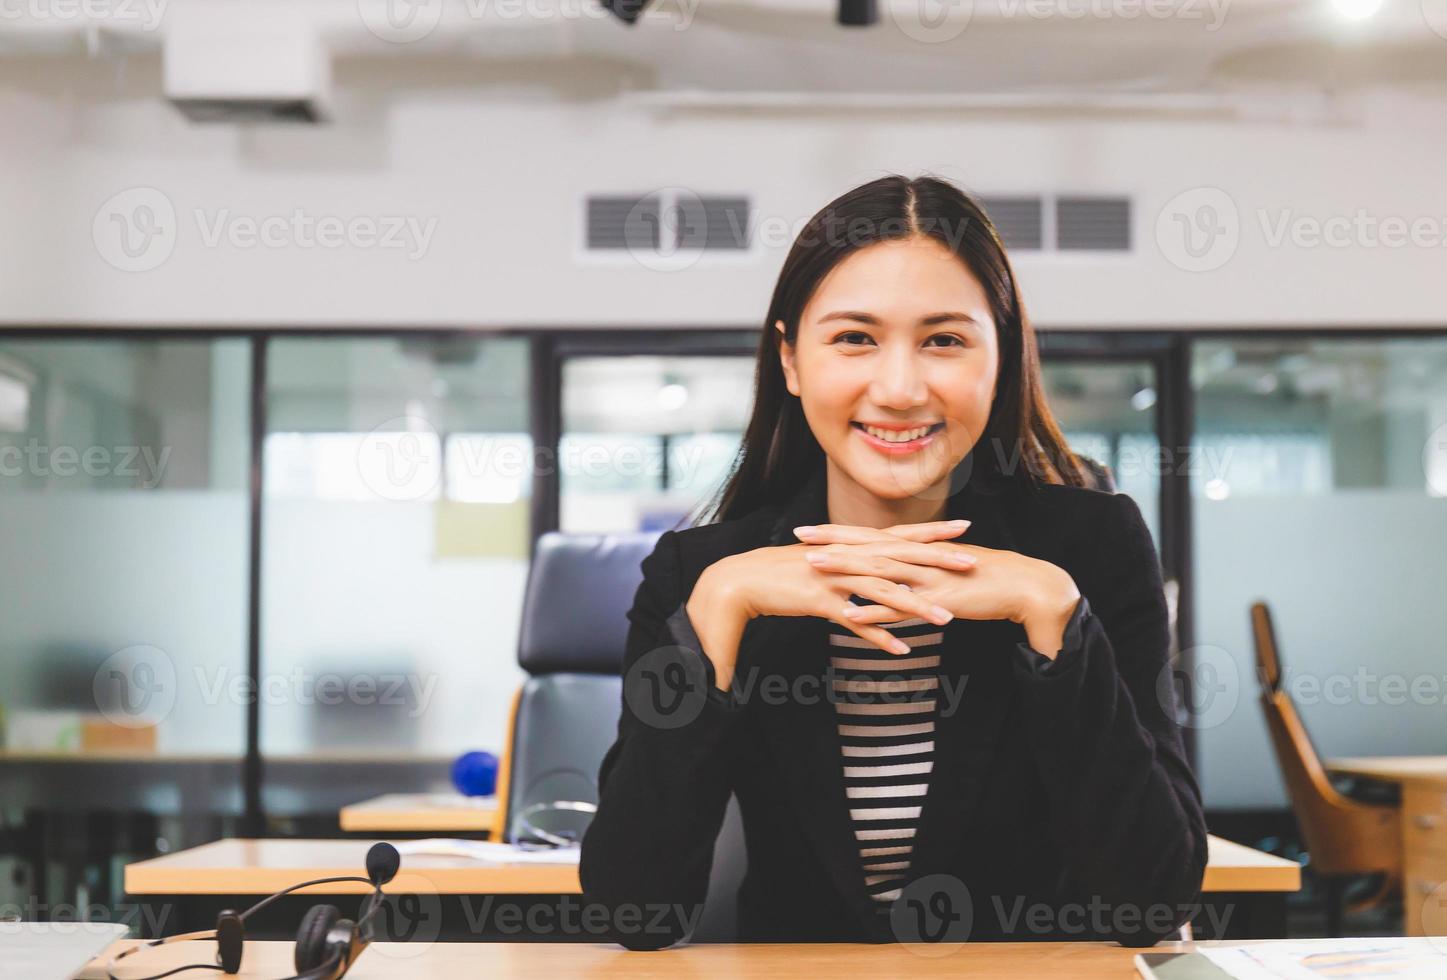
left=497, top=530, right=748, bottom=942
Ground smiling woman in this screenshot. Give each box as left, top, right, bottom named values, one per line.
left=579, top=175, right=1207, bottom=950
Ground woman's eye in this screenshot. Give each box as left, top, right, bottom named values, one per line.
left=834, top=331, right=875, bottom=346
left=924, top=334, right=966, bottom=348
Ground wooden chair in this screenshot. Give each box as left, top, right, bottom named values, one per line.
left=1250, top=601, right=1402, bottom=936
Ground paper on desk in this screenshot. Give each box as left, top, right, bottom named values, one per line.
left=393, top=838, right=581, bottom=864
left=1199, top=938, right=1447, bottom=979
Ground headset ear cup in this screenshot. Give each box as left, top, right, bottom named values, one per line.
left=294, top=904, right=341, bottom=974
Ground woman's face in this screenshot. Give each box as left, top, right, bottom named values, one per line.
left=779, top=234, right=1000, bottom=503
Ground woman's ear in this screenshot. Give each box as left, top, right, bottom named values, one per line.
left=776, top=320, right=801, bottom=397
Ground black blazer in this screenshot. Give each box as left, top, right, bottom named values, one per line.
left=579, top=462, right=1207, bottom=949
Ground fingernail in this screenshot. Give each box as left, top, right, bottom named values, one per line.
left=840, top=605, right=860, bottom=619
left=794, top=525, right=817, bottom=539
left=891, top=641, right=911, bottom=655
left=950, top=520, right=970, bottom=528
left=931, top=606, right=954, bottom=624
left=951, top=554, right=976, bottom=567
left=806, top=552, right=827, bottom=564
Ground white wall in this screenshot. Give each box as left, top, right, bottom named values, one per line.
left=3, top=56, right=1446, bottom=329
left=1194, top=493, right=1447, bottom=808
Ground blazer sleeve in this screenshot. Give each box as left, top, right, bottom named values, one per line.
left=578, top=528, right=744, bottom=950
left=1008, top=491, right=1208, bottom=947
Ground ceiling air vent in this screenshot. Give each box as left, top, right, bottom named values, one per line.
left=1055, top=196, right=1132, bottom=252
left=586, top=192, right=751, bottom=255
left=977, top=196, right=1044, bottom=251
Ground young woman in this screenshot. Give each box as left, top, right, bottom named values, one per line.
left=579, top=175, right=1206, bottom=950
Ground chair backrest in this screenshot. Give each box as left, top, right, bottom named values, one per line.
left=499, top=531, right=660, bottom=842
left=1249, top=601, right=1401, bottom=876
left=502, top=529, right=745, bottom=936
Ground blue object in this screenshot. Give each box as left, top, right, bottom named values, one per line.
left=451, top=750, right=499, bottom=797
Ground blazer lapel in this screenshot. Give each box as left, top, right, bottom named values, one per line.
left=743, top=462, right=1027, bottom=931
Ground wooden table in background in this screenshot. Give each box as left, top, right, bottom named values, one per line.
left=122, top=834, right=1299, bottom=941
left=339, top=793, right=499, bottom=836
left=1329, top=755, right=1447, bottom=936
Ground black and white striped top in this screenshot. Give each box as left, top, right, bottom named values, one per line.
left=828, top=603, right=943, bottom=911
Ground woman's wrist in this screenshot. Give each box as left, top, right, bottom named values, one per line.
left=1019, top=565, right=1082, bottom=660
left=686, top=562, right=748, bottom=691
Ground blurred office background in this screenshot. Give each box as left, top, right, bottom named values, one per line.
left=1, top=0, right=1445, bottom=932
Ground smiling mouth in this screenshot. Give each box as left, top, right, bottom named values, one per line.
left=850, top=421, right=946, bottom=448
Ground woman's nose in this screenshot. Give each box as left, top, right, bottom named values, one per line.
left=868, top=348, right=928, bottom=409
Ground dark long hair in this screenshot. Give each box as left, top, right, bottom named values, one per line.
left=696, top=174, right=1087, bottom=526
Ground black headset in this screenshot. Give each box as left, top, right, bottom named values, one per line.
left=107, top=842, right=401, bottom=980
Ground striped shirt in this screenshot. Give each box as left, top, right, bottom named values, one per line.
left=828, top=601, right=943, bottom=911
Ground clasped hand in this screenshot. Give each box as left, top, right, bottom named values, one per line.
left=791, top=520, right=1081, bottom=660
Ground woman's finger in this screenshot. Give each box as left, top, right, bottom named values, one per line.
left=881, top=520, right=971, bottom=543
left=839, top=603, right=937, bottom=627
left=795, top=520, right=969, bottom=545
left=839, top=575, right=953, bottom=627
left=808, top=541, right=977, bottom=574
left=831, top=617, right=918, bottom=656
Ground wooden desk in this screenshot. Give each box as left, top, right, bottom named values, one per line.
left=122, top=834, right=1298, bottom=941
left=82, top=938, right=1447, bottom=980
left=1329, top=755, right=1447, bottom=936
left=126, top=839, right=575, bottom=896
left=125, top=834, right=1296, bottom=897
left=340, top=793, right=499, bottom=835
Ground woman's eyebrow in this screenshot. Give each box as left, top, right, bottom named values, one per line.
left=817, top=310, right=982, bottom=327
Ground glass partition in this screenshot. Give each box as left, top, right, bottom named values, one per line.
left=1192, top=336, right=1447, bottom=808
left=261, top=336, right=532, bottom=781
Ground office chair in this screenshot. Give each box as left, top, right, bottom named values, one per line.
left=492, top=530, right=747, bottom=942
left=1250, top=601, right=1402, bottom=936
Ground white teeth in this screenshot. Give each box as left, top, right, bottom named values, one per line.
left=863, top=424, right=931, bottom=443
